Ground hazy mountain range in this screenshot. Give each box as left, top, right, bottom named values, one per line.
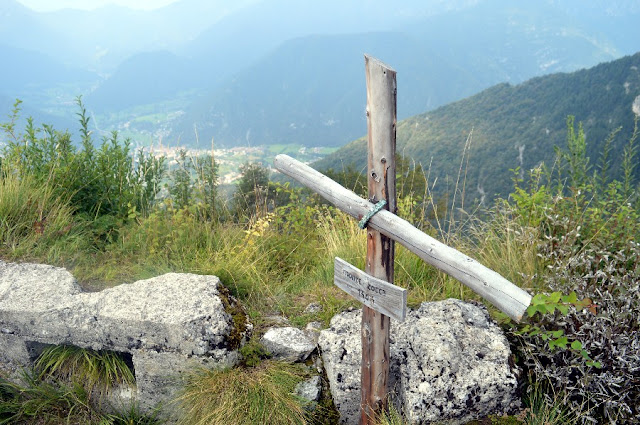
left=0, top=0, right=639, bottom=150
left=316, top=52, right=640, bottom=203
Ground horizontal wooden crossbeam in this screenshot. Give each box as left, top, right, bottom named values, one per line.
left=274, top=154, right=532, bottom=322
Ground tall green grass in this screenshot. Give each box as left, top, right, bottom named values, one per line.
left=0, top=172, right=90, bottom=264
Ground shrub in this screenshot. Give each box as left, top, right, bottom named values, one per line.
left=0, top=98, right=166, bottom=225
left=506, top=116, right=640, bottom=423
left=515, top=218, right=640, bottom=423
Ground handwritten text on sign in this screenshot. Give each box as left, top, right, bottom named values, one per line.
left=334, top=257, right=407, bottom=322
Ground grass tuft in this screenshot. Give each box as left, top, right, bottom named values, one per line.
left=174, top=361, right=309, bottom=425
left=0, top=172, right=89, bottom=264
left=35, top=345, right=135, bottom=400
left=0, top=371, right=96, bottom=424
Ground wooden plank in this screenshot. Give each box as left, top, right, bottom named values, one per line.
left=334, top=258, right=407, bottom=322
left=360, top=54, right=397, bottom=424
left=273, top=153, right=533, bottom=322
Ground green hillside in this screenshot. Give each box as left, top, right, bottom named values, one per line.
left=316, top=52, right=640, bottom=202
left=86, top=51, right=195, bottom=111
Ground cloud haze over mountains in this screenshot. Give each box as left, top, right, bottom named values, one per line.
left=1, top=0, right=639, bottom=148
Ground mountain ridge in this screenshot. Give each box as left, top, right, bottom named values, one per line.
left=167, top=0, right=634, bottom=148
left=315, top=52, right=640, bottom=203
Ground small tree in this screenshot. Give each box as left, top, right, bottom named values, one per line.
left=233, top=162, right=269, bottom=218
left=193, top=153, right=218, bottom=221
left=168, top=149, right=193, bottom=210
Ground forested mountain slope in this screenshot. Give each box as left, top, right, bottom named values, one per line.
left=315, top=52, right=640, bottom=203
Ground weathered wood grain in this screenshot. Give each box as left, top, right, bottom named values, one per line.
left=360, top=54, right=397, bottom=424
left=334, top=257, right=407, bottom=322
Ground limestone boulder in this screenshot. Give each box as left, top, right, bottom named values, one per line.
left=260, top=326, right=316, bottom=362
left=318, top=299, right=520, bottom=424
left=0, top=260, right=251, bottom=413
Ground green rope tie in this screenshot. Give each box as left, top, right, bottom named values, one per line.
left=358, top=199, right=387, bottom=229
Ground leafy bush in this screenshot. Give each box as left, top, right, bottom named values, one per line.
left=515, top=217, right=640, bottom=423
left=506, top=116, right=640, bottom=423
left=1, top=98, right=166, bottom=226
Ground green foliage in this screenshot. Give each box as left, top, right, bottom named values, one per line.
left=0, top=371, right=97, bottom=424
left=0, top=99, right=22, bottom=145
left=503, top=116, right=640, bottom=423
left=0, top=171, right=90, bottom=262
left=35, top=345, right=135, bottom=399
left=0, top=367, right=156, bottom=425
left=556, top=116, right=590, bottom=189
left=233, top=162, right=270, bottom=218
left=192, top=153, right=218, bottom=221
left=518, top=383, right=578, bottom=425
left=323, top=164, right=367, bottom=197
left=0, top=345, right=159, bottom=424
left=373, top=403, right=406, bottom=425
left=97, top=405, right=161, bottom=425
left=621, top=116, right=639, bottom=200
left=239, top=340, right=271, bottom=367
left=519, top=292, right=600, bottom=367
left=0, top=97, right=166, bottom=229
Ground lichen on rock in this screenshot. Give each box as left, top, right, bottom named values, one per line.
left=318, top=299, right=520, bottom=424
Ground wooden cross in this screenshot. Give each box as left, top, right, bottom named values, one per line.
left=274, top=55, right=532, bottom=425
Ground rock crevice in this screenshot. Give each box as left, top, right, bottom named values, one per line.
left=0, top=260, right=251, bottom=412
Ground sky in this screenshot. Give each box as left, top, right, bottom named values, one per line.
left=16, top=0, right=180, bottom=12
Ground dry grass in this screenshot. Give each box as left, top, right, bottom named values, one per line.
left=174, top=362, right=309, bottom=425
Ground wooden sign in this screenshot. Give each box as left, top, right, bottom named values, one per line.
left=334, top=257, right=407, bottom=322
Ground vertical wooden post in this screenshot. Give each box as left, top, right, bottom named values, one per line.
left=361, top=55, right=397, bottom=424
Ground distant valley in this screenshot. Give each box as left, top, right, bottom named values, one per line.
left=1, top=0, right=639, bottom=154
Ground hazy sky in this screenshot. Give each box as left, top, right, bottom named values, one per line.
left=17, top=0, right=180, bottom=12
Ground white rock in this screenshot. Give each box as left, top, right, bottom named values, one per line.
left=261, top=326, right=316, bottom=362
left=295, top=375, right=322, bottom=402
left=0, top=260, right=251, bottom=415
left=304, top=321, right=324, bottom=344
left=304, top=302, right=323, bottom=314
left=318, top=299, right=520, bottom=424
